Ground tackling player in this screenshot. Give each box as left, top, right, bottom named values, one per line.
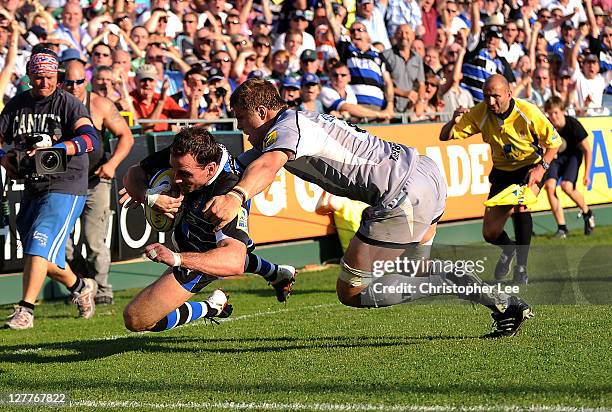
left=121, top=127, right=295, bottom=332
left=204, top=79, right=534, bottom=338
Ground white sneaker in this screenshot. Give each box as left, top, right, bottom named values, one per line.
left=5, top=306, right=34, bottom=330
left=72, top=278, right=97, bottom=319
left=271, top=265, right=297, bottom=302
left=204, top=289, right=232, bottom=319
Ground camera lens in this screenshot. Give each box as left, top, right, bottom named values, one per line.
left=40, top=151, right=59, bottom=171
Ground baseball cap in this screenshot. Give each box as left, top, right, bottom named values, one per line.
left=585, top=53, right=599, bottom=62
left=136, top=64, right=158, bottom=81
left=558, top=68, right=571, bottom=78
left=357, top=0, right=374, bottom=4
left=561, top=20, right=575, bottom=30
left=485, top=26, right=503, bottom=39
left=60, top=48, right=86, bottom=64
left=281, top=76, right=301, bottom=89
left=247, top=69, right=266, bottom=80
left=300, top=49, right=318, bottom=62
left=485, top=13, right=504, bottom=27
left=208, top=67, right=225, bottom=81
left=301, top=73, right=320, bottom=86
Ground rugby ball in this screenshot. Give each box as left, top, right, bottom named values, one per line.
left=144, top=168, right=182, bottom=232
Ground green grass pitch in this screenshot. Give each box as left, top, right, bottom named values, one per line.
left=0, top=229, right=610, bottom=411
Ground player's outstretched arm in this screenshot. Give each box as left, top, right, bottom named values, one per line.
left=204, top=150, right=290, bottom=231
left=145, top=238, right=247, bottom=276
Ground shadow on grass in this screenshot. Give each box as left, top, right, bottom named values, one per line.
left=0, top=334, right=472, bottom=364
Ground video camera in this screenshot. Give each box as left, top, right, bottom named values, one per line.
left=14, top=133, right=67, bottom=182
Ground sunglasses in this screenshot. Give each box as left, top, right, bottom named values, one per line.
left=446, top=8, right=457, bottom=13
left=159, top=16, right=168, bottom=23
left=331, top=72, right=349, bottom=78
left=183, top=19, right=196, bottom=24
left=64, top=78, right=86, bottom=86
left=246, top=56, right=256, bottom=61
left=227, top=19, right=240, bottom=25
left=254, top=41, right=271, bottom=48
left=115, top=16, right=129, bottom=23
left=93, top=51, right=110, bottom=57
left=350, top=27, right=366, bottom=33
left=139, top=78, right=155, bottom=83
left=425, top=81, right=438, bottom=87
left=233, top=39, right=248, bottom=47
left=539, top=14, right=551, bottom=19
left=536, top=56, right=549, bottom=63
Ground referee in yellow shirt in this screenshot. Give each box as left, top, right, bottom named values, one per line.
left=439, top=74, right=561, bottom=284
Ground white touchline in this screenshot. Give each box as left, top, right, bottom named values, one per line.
left=69, top=400, right=608, bottom=412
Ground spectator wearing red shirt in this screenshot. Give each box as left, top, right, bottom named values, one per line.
left=130, top=64, right=188, bottom=132
left=421, top=0, right=438, bottom=47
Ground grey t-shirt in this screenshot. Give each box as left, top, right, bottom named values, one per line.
left=240, top=109, right=418, bottom=207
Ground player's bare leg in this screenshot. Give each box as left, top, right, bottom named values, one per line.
left=123, top=269, right=231, bottom=332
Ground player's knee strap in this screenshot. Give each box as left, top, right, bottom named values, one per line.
left=337, top=259, right=374, bottom=287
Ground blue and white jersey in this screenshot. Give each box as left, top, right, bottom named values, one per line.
left=337, top=41, right=387, bottom=109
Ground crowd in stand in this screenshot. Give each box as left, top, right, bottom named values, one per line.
left=0, top=0, right=610, bottom=128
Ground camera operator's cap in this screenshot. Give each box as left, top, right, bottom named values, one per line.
left=300, top=49, right=318, bottom=62
left=290, top=9, right=312, bottom=21
left=60, top=48, right=86, bottom=64
left=136, top=64, right=158, bottom=81
left=281, top=76, right=301, bottom=89
left=593, top=6, right=606, bottom=16
left=29, top=25, right=48, bottom=39
left=208, top=67, right=225, bottom=81
left=301, top=73, right=320, bottom=86
left=485, top=26, right=503, bottom=39
left=247, top=69, right=266, bottom=80
left=561, top=20, right=575, bottom=30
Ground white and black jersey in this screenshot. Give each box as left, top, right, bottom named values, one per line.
left=239, top=109, right=419, bottom=208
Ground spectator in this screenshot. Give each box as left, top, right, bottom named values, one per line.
left=279, top=76, right=301, bottom=108
left=569, top=46, right=611, bottom=114
left=462, top=27, right=515, bottom=103
left=298, top=73, right=324, bottom=113
left=382, top=24, right=425, bottom=113
left=211, top=50, right=238, bottom=91
left=327, top=18, right=395, bottom=117
left=87, top=43, right=113, bottom=83
left=550, top=21, right=577, bottom=61
left=273, top=10, right=316, bottom=55
left=421, top=0, right=439, bottom=47
left=299, top=49, right=320, bottom=76
left=232, top=48, right=258, bottom=84
left=192, top=28, right=213, bottom=66
left=130, top=64, right=189, bottom=132
left=318, top=61, right=392, bottom=121
left=252, top=34, right=273, bottom=75
left=112, top=49, right=136, bottom=92
left=424, top=46, right=443, bottom=77
left=204, top=68, right=231, bottom=121
left=171, top=65, right=208, bottom=116
left=499, top=20, right=525, bottom=67
left=53, top=1, right=92, bottom=54
left=413, top=38, right=426, bottom=58
left=552, top=68, right=579, bottom=113
left=283, top=30, right=304, bottom=74
left=439, top=46, right=474, bottom=114
left=384, top=0, right=424, bottom=40
left=411, top=73, right=445, bottom=122
left=144, top=42, right=189, bottom=96
left=532, top=67, right=554, bottom=107
left=176, top=12, right=198, bottom=56
left=355, top=0, right=391, bottom=50
left=270, top=49, right=290, bottom=87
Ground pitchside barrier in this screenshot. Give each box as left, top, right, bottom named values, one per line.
left=0, top=117, right=610, bottom=273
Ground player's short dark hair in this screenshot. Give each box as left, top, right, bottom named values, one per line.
left=544, top=95, right=566, bottom=112
left=230, top=79, right=287, bottom=112
left=171, top=126, right=222, bottom=166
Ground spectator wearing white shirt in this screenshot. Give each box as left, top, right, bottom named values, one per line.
left=273, top=10, right=316, bottom=57
left=52, top=1, right=92, bottom=54
left=355, top=0, right=391, bottom=50
left=499, top=21, right=525, bottom=67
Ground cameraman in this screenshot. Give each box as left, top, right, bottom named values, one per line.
left=0, top=49, right=100, bottom=330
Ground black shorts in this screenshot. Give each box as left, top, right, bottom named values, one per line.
left=488, top=165, right=547, bottom=199
left=173, top=267, right=217, bottom=293
left=547, top=153, right=582, bottom=186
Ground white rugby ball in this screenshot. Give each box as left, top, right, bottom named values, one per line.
left=144, top=168, right=182, bottom=232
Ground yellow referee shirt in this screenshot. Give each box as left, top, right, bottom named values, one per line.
left=449, top=98, right=561, bottom=171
